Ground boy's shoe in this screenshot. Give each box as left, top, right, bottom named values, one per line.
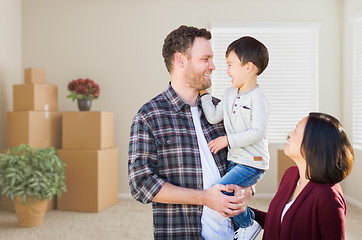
left=234, top=221, right=261, bottom=240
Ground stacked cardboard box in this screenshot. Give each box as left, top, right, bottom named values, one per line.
left=57, top=112, right=118, bottom=212
left=277, top=149, right=296, bottom=186
left=2, top=68, right=61, bottom=211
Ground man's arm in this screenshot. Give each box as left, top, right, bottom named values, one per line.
left=153, top=182, right=253, bottom=217
left=129, top=108, right=253, bottom=217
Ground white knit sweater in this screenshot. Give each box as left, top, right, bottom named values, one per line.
left=200, top=86, right=270, bottom=170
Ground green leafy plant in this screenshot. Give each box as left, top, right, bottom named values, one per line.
left=0, top=144, right=66, bottom=204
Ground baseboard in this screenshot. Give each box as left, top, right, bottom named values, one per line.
left=117, top=192, right=362, bottom=210
left=118, top=193, right=132, bottom=199
left=253, top=193, right=274, bottom=199
left=117, top=192, right=274, bottom=200
left=344, top=195, right=362, bottom=209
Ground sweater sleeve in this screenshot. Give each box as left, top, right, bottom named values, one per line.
left=200, top=93, right=224, bottom=124
left=250, top=207, right=267, bottom=229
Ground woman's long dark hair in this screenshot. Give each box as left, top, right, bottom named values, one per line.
left=301, top=112, right=354, bottom=183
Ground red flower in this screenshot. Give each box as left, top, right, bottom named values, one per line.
left=66, top=78, right=100, bottom=101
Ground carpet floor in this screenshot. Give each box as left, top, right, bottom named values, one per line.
left=0, top=198, right=361, bottom=239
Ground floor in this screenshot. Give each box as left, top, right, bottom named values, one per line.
left=0, top=197, right=361, bottom=239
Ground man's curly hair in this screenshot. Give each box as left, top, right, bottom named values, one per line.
left=162, top=25, right=211, bottom=73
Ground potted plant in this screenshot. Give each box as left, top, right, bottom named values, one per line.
left=0, top=144, right=66, bottom=227
left=67, top=78, right=100, bottom=111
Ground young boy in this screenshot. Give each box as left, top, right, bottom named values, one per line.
left=200, top=36, right=270, bottom=240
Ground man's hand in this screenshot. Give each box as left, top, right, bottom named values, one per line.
left=202, top=184, right=253, bottom=217
left=208, top=136, right=228, bottom=154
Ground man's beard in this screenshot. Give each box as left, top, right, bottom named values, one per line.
left=185, top=63, right=211, bottom=91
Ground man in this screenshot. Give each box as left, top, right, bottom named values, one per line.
left=128, top=25, right=252, bottom=239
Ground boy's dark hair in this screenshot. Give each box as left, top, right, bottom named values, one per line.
left=226, top=36, right=269, bottom=75
left=162, top=25, right=211, bottom=73
left=302, top=112, right=354, bottom=184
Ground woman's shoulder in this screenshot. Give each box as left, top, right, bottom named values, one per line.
left=279, top=166, right=298, bottom=185
left=311, top=183, right=346, bottom=214
left=312, top=182, right=344, bottom=198
left=284, top=165, right=299, bottom=175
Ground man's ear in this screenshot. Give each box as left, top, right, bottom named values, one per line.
left=175, top=52, right=185, bottom=68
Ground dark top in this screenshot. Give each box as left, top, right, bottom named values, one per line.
left=251, top=166, right=346, bottom=240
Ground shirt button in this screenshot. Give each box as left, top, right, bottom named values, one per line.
left=237, top=96, right=240, bottom=99
left=166, top=140, right=171, bottom=144
left=233, top=111, right=236, bottom=114
left=234, top=104, right=237, bottom=107
left=197, top=184, right=202, bottom=189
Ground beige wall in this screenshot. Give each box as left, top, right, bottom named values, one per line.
left=342, top=0, right=362, bottom=206
left=20, top=0, right=344, bottom=197
left=0, top=0, right=22, bottom=152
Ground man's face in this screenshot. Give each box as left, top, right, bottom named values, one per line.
left=184, top=37, right=215, bottom=91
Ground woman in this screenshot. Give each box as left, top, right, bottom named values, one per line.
left=251, top=112, right=354, bottom=239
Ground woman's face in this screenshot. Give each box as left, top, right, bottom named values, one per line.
left=284, top=116, right=308, bottom=160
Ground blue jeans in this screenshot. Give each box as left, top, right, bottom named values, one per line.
left=215, top=161, right=265, bottom=229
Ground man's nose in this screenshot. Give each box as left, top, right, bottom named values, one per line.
left=209, top=60, right=215, bottom=70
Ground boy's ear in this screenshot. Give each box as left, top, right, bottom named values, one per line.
left=246, top=62, right=257, bottom=74
left=246, top=62, right=254, bottom=72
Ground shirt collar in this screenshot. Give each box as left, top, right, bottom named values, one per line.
left=164, top=83, right=204, bottom=112
left=163, top=83, right=187, bottom=112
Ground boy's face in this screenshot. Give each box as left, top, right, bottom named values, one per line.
left=226, top=51, right=249, bottom=89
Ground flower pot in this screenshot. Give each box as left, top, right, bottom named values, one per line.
left=14, top=196, right=49, bottom=227
left=77, top=97, right=92, bottom=111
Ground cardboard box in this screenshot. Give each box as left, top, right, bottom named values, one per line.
left=62, top=112, right=114, bottom=149
left=57, top=148, right=119, bottom=212
left=1, top=196, right=56, bottom=212
left=13, top=84, right=58, bottom=111
left=278, top=149, right=296, bottom=186
left=24, top=68, right=46, bottom=84
left=6, top=111, right=62, bottom=149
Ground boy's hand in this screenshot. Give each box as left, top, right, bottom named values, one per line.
left=199, top=89, right=209, bottom=96
left=208, top=136, right=228, bottom=154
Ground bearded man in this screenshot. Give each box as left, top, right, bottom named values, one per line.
left=128, top=25, right=253, bottom=240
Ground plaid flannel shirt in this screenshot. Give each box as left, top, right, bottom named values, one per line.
left=128, top=84, right=228, bottom=240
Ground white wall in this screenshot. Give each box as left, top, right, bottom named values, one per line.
left=342, top=0, right=362, bottom=207
left=21, top=0, right=343, bottom=196
left=0, top=0, right=22, bottom=152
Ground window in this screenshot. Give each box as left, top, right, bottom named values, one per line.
left=353, top=12, right=362, bottom=146
left=211, top=22, right=319, bottom=142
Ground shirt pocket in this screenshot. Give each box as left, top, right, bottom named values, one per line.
left=232, top=103, right=252, bottom=130
left=155, top=135, right=181, bottom=170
